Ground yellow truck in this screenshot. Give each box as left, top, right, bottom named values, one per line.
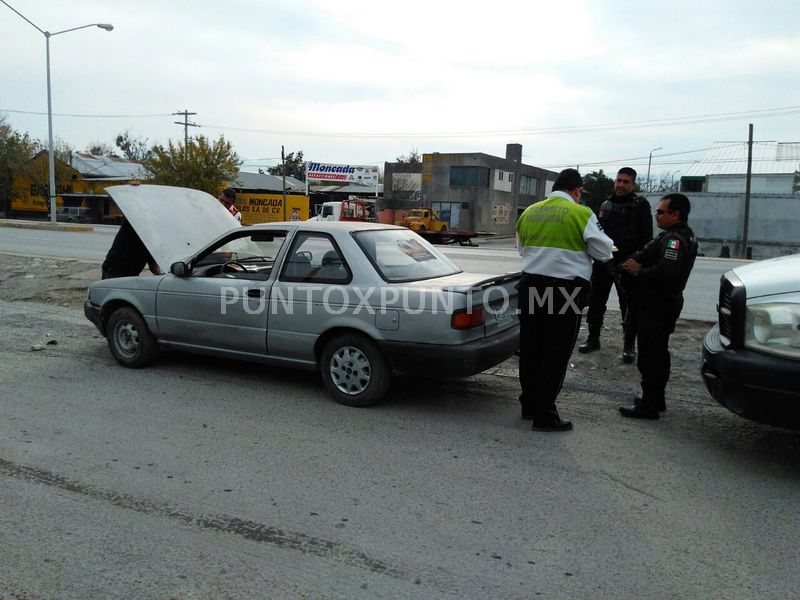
left=395, top=208, right=448, bottom=232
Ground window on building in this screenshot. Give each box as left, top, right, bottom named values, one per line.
left=450, top=166, right=490, bottom=187
left=498, top=171, right=504, bottom=181
left=520, top=175, right=538, bottom=196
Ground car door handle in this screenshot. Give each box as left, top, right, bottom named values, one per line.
left=247, top=288, right=264, bottom=298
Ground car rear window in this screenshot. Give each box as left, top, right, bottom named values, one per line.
left=352, top=229, right=461, bottom=282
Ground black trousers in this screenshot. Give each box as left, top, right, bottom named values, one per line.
left=635, top=294, right=683, bottom=409
left=518, top=275, right=586, bottom=419
left=585, top=262, right=636, bottom=346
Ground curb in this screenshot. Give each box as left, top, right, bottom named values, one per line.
left=0, top=219, right=93, bottom=233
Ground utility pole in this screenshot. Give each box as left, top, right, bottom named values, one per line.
left=742, top=123, right=754, bottom=258
left=281, top=145, right=287, bottom=221
left=173, top=109, right=199, bottom=157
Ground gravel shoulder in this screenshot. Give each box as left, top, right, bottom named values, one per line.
left=0, top=251, right=714, bottom=409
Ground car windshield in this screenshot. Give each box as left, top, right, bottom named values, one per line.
left=352, top=229, right=461, bottom=282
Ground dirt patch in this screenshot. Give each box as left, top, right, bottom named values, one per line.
left=0, top=253, right=99, bottom=308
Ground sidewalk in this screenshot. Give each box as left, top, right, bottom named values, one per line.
left=0, top=218, right=93, bottom=233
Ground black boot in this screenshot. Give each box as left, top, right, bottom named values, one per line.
left=578, top=335, right=600, bottom=354
left=622, top=339, right=635, bottom=364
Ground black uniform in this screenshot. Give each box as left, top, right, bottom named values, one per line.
left=585, top=193, right=652, bottom=344
left=101, top=220, right=157, bottom=279
left=629, top=222, right=698, bottom=411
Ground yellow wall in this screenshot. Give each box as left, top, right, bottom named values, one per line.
left=11, top=153, right=130, bottom=214
left=237, top=193, right=309, bottom=225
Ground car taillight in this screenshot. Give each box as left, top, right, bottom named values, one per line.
left=451, top=307, right=484, bottom=329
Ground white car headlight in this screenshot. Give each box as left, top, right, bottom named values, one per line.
left=744, top=302, right=800, bottom=360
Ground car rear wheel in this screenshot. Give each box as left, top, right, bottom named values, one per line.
left=320, top=333, right=391, bottom=407
left=106, top=306, right=157, bottom=368
left=418, top=225, right=426, bottom=231
left=440, top=224, right=447, bottom=232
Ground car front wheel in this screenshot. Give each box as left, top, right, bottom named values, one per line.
left=320, top=333, right=391, bottom=406
left=106, top=306, right=157, bottom=368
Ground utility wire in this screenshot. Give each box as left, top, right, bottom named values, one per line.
left=199, top=106, right=800, bottom=139
left=3, top=105, right=799, bottom=138
left=0, top=108, right=172, bottom=118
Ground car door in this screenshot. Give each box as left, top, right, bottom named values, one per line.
left=268, top=232, right=352, bottom=362
left=156, top=230, right=288, bottom=355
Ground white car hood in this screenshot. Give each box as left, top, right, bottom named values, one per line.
left=731, top=253, right=800, bottom=299
left=106, top=184, right=240, bottom=269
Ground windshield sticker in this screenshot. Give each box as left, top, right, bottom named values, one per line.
left=397, top=238, right=436, bottom=262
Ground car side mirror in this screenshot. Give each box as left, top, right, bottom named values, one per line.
left=170, top=261, right=189, bottom=276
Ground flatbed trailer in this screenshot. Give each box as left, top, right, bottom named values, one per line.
left=416, top=230, right=480, bottom=246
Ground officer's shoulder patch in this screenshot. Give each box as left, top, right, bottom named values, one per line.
left=667, top=239, right=680, bottom=249
left=664, top=248, right=679, bottom=260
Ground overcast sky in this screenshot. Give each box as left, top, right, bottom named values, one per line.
left=2, top=0, right=798, bottom=180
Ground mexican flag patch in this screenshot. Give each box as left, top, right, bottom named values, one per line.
left=667, top=239, right=681, bottom=249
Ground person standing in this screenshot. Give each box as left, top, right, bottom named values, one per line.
left=618, top=193, right=698, bottom=419
left=218, top=188, right=242, bottom=223
left=516, top=168, right=614, bottom=431
left=578, top=167, right=652, bottom=363
left=101, top=219, right=160, bottom=279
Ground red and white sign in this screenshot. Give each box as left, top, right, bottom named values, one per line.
left=306, top=162, right=379, bottom=184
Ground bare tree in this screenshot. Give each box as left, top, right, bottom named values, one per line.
left=115, top=131, right=153, bottom=161
left=395, top=147, right=421, bottom=164
left=86, top=141, right=118, bottom=157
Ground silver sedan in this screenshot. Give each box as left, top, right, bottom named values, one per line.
left=85, top=186, right=520, bottom=406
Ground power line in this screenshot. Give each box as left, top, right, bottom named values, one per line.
left=200, top=105, right=800, bottom=139
left=0, top=108, right=171, bottom=118
left=3, top=104, right=800, bottom=140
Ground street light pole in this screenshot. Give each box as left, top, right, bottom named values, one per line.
left=646, top=146, right=662, bottom=193
left=1, top=1, right=112, bottom=223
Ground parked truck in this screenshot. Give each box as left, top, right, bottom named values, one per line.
left=394, top=208, right=448, bottom=232
left=310, top=199, right=374, bottom=222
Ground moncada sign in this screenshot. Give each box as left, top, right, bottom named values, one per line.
left=306, top=162, right=379, bottom=184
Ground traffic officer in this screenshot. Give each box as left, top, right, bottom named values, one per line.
left=618, top=193, right=698, bottom=419
left=578, top=167, right=652, bottom=363
left=516, top=168, right=614, bottom=431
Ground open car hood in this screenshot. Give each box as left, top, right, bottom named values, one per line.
left=106, top=184, right=240, bottom=269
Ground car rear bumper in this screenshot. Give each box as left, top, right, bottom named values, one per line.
left=702, top=324, right=800, bottom=429
left=84, top=300, right=103, bottom=334
left=379, top=324, right=519, bottom=377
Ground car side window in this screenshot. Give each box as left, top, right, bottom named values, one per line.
left=281, top=233, right=351, bottom=283
left=192, top=231, right=287, bottom=280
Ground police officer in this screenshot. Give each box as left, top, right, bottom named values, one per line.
left=578, top=167, right=652, bottom=362
left=516, top=169, right=614, bottom=431
left=618, top=193, right=698, bottom=419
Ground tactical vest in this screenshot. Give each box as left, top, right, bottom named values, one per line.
left=598, top=194, right=646, bottom=254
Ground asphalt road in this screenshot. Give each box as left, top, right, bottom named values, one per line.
left=0, top=224, right=749, bottom=321
left=1, top=299, right=799, bottom=599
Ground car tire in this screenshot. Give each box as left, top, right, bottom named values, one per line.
left=106, top=306, right=157, bottom=368
left=440, top=225, right=447, bottom=232
left=320, top=333, right=391, bottom=407
left=418, top=225, right=426, bottom=232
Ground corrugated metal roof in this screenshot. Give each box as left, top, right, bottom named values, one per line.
left=69, top=152, right=147, bottom=179
left=683, top=142, right=800, bottom=176
left=231, top=171, right=306, bottom=192
left=309, top=183, right=383, bottom=194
